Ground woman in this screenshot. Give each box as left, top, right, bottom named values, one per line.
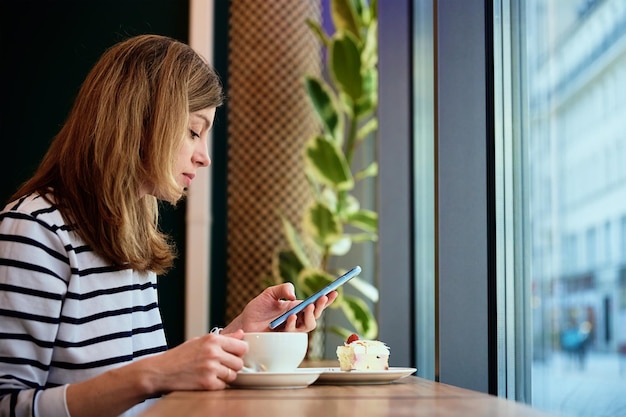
left=0, top=34, right=336, bottom=417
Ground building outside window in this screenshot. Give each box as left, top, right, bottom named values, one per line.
left=498, top=0, right=626, bottom=415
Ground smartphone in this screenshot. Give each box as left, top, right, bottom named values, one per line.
left=268, top=265, right=362, bottom=330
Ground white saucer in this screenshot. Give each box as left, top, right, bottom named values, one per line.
left=229, top=369, right=322, bottom=389
left=311, top=367, right=416, bottom=385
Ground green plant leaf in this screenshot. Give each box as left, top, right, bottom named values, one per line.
left=347, top=276, right=379, bottom=302
left=320, top=188, right=338, bottom=211
left=330, top=326, right=355, bottom=341
left=330, top=0, right=361, bottom=40
left=369, top=0, right=378, bottom=21
left=338, top=91, right=355, bottom=117
left=353, top=0, right=371, bottom=26
left=354, top=68, right=377, bottom=118
left=361, top=67, right=378, bottom=99
left=340, top=294, right=378, bottom=339
left=305, top=76, right=343, bottom=144
left=338, top=194, right=360, bottom=217
left=356, top=118, right=378, bottom=142
left=275, top=249, right=304, bottom=285
left=304, top=201, right=342, bottom=247
left=347, top=232, right=378, bottom=243
left=345, top=209, right=377, bottom=232
left=280, top=215, right=312, bottom=268
left=297, top=268, right=336, bottom=299
left=329, top=33, right=362, bottom=101
left=305, top=135, right=354, bottom=191
left=329, top=235, right=352, bottom=256
left=362, top=19, right=378, bottom=69
left=305, top=18, right=330, bottom=47
left=354, top=161, right=378, bottom=182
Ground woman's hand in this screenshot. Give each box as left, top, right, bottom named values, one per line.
left=66, top=331, right=248, bottom=417
left=141, top=330, right=248, bottom=392
left=224, top=283, right=338, bottom=333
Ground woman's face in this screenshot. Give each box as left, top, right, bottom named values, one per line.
left=174, top=107, right=216, bottom=190
left=141, top=106, right=216, bottom=199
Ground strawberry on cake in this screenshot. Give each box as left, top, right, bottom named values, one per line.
left=336, top=334, right=390, bottom=371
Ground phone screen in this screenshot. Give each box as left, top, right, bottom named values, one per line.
left=268, top=265, right=362, bottom=330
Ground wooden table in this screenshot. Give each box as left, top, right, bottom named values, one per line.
left=138, top=375, right=558, bottom=417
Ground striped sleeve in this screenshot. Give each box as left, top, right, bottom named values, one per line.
left=0, top=199, right=72, bottom=417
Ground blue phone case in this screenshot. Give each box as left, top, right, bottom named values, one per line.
left=268, top=265, right=362, bottom=329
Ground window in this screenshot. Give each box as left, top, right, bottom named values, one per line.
left=497, top=0, right=626, bottom=415
left=382, top=2, right=625, bottom=413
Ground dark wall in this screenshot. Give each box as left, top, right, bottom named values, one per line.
left=0, top=0, right=190, bottom=347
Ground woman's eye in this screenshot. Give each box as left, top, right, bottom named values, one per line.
left=190, top=129, right=200, bottom=139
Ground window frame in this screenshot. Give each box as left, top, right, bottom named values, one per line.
left=378, top=0, right=497, bottom=394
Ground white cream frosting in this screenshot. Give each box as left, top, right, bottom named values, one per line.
left=346, top=340, right=390, bottom=355
left=336, top=339, right=390, bottom=371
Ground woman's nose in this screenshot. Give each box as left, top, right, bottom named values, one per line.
left=194, top=142, right=211, bottom=167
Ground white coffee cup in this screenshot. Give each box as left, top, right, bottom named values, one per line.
left=242, top=332, right=307, bottom=372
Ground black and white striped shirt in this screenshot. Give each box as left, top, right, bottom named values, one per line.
left=0, top=193, right=168, bottom=417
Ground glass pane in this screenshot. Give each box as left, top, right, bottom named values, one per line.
left=509, top=0, right=626, bottom=415
left=412, top=0, right=436, bottom=381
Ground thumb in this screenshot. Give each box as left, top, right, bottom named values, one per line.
left=266, top=282, right=296, bottom=301
left=224, top=329, right=245, bottom=339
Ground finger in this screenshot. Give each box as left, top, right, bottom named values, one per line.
left=286, top=303, right=316, bottom=332
left=313, top=295, right=329, bottom=319
left=220, top=366, right=236, bottom=382
left=301, top=303, right=317, bottom=330
left=218, top=334, right=248, bottom=357
left=265, top=282, right=296, bottom=301
left=222, top=329, right=245, bottom=340
left=281, top=313, right=299, bottom=332
left=325, top=290, right=339, bottom=305
left=220, top=350, right=246, bottom=372
left=201, top=334, right=247, bottom=371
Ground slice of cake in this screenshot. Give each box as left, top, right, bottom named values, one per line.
left=336, top=334, right=390, bottom=371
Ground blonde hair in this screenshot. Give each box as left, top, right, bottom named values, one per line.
left=11, top=34, right=224, bottom=274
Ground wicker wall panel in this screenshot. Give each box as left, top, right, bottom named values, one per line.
left=225, top=0, right=322, bottom=321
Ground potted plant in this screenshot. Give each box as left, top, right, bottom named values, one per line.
left=265, top=0, right=379, bottom=348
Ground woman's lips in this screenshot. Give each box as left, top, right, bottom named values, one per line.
left=183, top=173, right=195, bottom=187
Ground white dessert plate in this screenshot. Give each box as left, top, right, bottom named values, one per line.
left=311, top=367, right=417, bottom=385
left=229, top=369, right=322, bottom=389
